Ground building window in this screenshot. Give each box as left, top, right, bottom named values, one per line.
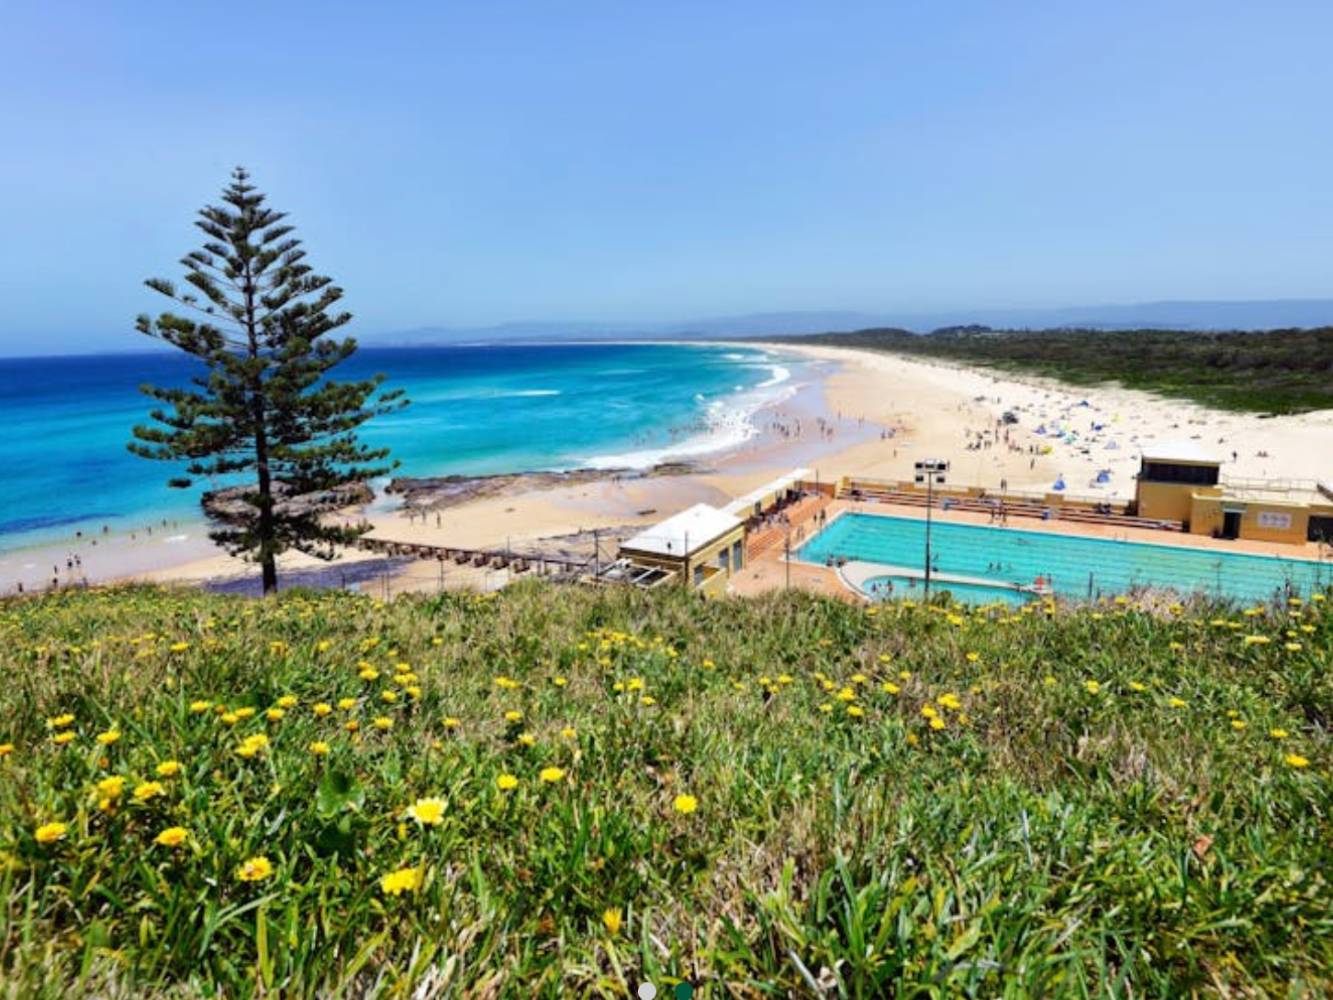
left=1141, top=462, right=1219, bottom=486
left=732, top=539, right=744, bottom=571
left=693, top=564, right=705, bottom=586
left=718, top=548, right=730, bottom=573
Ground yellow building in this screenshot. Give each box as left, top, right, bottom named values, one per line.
left=616, top=503, right=747, bottom=596
left=1134, top=441, right=1333, bottom=544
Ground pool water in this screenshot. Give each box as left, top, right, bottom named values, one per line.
left=861, top=574, right=1033, bottom=607
left=799, top=512, right=1332, bottom=605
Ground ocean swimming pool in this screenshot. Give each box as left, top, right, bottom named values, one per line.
left=799, top=512, right=1332, bottom=605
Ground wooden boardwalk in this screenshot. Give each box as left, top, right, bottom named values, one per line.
left=354, top=536, right=592, bottom=576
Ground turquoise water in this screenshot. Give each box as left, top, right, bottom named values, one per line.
left=800, top=512, right=1332, bottom=605
left=861, top=574, right=1033, bottom=607
left=0, top=343, right=797, bottom=551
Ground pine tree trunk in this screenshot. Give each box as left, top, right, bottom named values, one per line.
left=241, top=255, right=279, bottom=596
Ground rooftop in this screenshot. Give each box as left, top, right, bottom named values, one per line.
left=721, top=468, right=812, bottom=517
left=1140, top=439, right=1222, bottom=465
left=620, top=503, right=743, bottom=558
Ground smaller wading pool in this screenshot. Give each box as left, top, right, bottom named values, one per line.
left=861, top=574, right=1034, bottom=607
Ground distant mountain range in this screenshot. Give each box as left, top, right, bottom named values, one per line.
left=366, top=299, right=1333, bottom=346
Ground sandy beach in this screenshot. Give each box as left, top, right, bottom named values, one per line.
left=6, top=340, right=1331, bottom=596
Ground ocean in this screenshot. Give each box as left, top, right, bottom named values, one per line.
left=0, top=342, right=799, bottom=552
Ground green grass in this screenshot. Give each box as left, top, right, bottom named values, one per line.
left=0, top=583, right=1330, bottom=997
left=789, top=327, right=1333, bottom=414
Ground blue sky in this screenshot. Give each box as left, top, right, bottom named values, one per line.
left=2, top=0, right=1332, bottom=354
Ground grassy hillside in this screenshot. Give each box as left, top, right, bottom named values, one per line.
left=790, top=327, right=1333, bottom=414
left=0, top=583, right=1329, bottom=997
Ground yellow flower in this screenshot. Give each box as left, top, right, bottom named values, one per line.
left=95, top=729, right=121, bottom=746
left=344, top=720, right=360, bottom=733
left=602, top=907, right=623, bottom=936
left=937, top=693, right=963, bottom=711
left=560, top=726, right=577, bottom=740
left=921, top=705, right=938, bottom=719
left=133, top=781, right=165, bottom=803
left=265, top=708, right=285, bottom=722
left=154, top=826, right=188, bottom=848
left=443, top=717, right=461, bottom=730
left=337, top=698, right=357, bottom=710
left=929, top=717, right=946, bottom=730
left=312, top=702, right=333, bottom=717
left=234, top=708, right=256, bottom=720
left=504, top=710, right=524, bottom=723
left=96, top=775, right=126, bottom=800
left=1284, top=754, right=1310, bottom=769
left=1269, top=728, right=1289, bottom=740
left=1128, top=681, right=1147, bottom=692
left=46, top=713, right=75, bottom=729
left=516, top=732, right=536, bottom=746
left=236, top=733, right=269, bottom=758
left=219, top=712, right=239, bottom=726
left=673, top=793, right=698, bottom=815
left=380, top=690, right=398, bottom=704
left=0, top=743, right=13, bottom=758
left=309, top=741, right=331, bottom=756
left=847, top=705, right=865, bottom=718
left=52, top=731, right=76, bottom=746
left=372, top=716, right=394, bottom=731
left=1168, top=697, right=1187, bottom=709
left=34, top=822, right=67, bottom=845
left=1242, top=634, right=1270, bottom=646
left=380, top=866, right=422, bottom=896
left=835, top=687, right=855, bottom=702
left=881, top=681, right=900, bottom=695
left=155, top=760, right=182, bottom=777
left=497, top=773, right=519, bottom=791
left=169, top=642, right=190, bottom=653
left=277, top=695, right=298, bottom=709
left=236, top=856, right=274, bottom=882
left=1083, top=680, right=1101, bottom=695
left=406, top=797, right=446, bottom=826
left=817, top=703, right=833, bottom=714
left=359, top=668, right=380, bottom=682
left=539, top=766, right=566, bottom=783
left=553, top=676, right=567, bottom=687
left=1230, top=720, right=1247, bottom=732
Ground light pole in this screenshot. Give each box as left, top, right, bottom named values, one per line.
left=915, top=459, right=949, bottom=598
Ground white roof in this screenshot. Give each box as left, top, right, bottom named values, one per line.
left=721, top=468, right=812, bottom=516
left=1140, top=439, right=1221, bottom=465
left=621, top=503, right=743, bottom=557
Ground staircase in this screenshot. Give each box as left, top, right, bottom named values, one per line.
left=745, top=493, right=832, bottom=561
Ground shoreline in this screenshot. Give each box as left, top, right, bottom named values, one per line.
left=6, top=339, right=1331, bottom=596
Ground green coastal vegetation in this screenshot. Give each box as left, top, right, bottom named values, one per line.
left=790, top=326, right=1333, bottom=415
left=1, top=582, right=1328, bottom=996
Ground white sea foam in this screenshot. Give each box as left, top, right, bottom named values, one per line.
left=755, top=364, right=791, bottom=389
left=582, top=372, right=800, bottom=470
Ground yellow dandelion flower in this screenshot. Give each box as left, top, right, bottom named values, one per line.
left=132, top=781, right=165, bottom=803
left=0, top=743, right=13, bottom=758
left=95, top=729, right=121, bottom=746
left=359, top=668, right=380, bottom=682
left=337, top=698, right=357, bottom=710
left=405, top=797, right=446, bottom=826
left=312, top=702, right=333, bottom=717
left=52, top=731, right=76, bottom=746
left=380, top=866, right=422, bottom=896
left=96, top=775, right=126, bottom=800
left=265, top=708, right=285, bottom=722
left=1083, top=680, right=1101, bottom=695
left=34, top=822, right=67, bottom=845
left=154, top=826, right=188, bottom=848
left=881, top=681, right=900, bottom=695
left=380, top=690, right=398, bottom=704
left=443, top=716, right=461, bottom=729
left=504, top=710, right=523, bottom=723
left=847, top=705, right=865, bottom=718
left=602, top=907, right=623, bottom=935
left=219, top=712, right=240, bottom=726
left=560, top=726, right=577, bottom=740
left=46, top=713, right=75, bottom=729
left=497, top=773, right=519, bottom=791
left=1230, top=720, right=1247, bottom=732
left=236, top=856, right=274, bottom=882
left=673, top=794, right=698, bottom=815
left=344, top=720, right=360, bottom=733
left=372, top=716, right=394, bottom=731
left=1168, top=697, right=1187, bottom=708
left=1269, top=728, right=1289, bottom=740
left=309, top=741, right=330, bottom=756
left=234, top=708, right=256, bottom=720
left=155, top=760, right=181, bottom=777
left=539, top=766, right=566, bottom=783
left=817, top=702, right=833, bottom=713
left=929, top=717, right=946, bottom=730
left=1284, top=754, right=1310, bottom=769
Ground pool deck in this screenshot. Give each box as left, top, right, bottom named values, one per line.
left=728, top=498, right=1331, bottom=599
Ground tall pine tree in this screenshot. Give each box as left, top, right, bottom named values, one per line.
left=130, top=167, right=406, bottom=593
